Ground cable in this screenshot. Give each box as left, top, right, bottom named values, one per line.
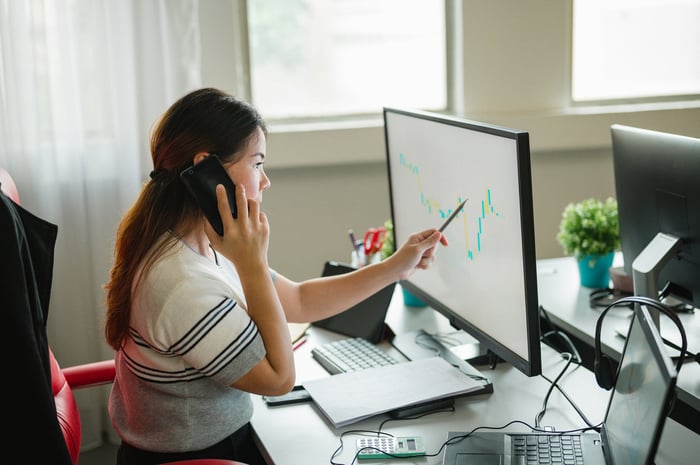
left=539, top=305, right=583, bottom=364
left=431, top=331, right=466, bottom=348
left=660, top=336, right=700, bottom=364
left=658, top=282, right=695, bottom=312
left=538, top=306, right=595, bottom=427
left=588, top=287, right=634, bottom=308
left=535, top=352, right=575, bottom=428
left=413, top=331, right=490, bottom=382
left=413, top=331, right=442, bottom=356
left=434, top=419, right=602, bottom=458
left=331, top=408, right=455, bottom=465
left=542, top=330, right=582, bottom=364
left=330, top=416, right=604, bottom=464
left=538, top=357, right=596, bottom=429
left=330, top=429, right=394, bottom=465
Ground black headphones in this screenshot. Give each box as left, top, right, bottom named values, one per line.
left=594, top=295, right=688, bottom=391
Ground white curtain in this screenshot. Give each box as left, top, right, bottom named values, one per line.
left=0, top=0, right=204, bottom=449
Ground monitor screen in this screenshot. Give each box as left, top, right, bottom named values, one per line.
left=611, top=124, right=700, bottom=309
left=383, top=107, right=541, bottom=377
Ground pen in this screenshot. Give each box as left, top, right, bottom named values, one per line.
left=439, top=198, right=468, bottom=232
left=348, top=229, right=360, bottom=253
left=292, top=335, right=308, bottom=351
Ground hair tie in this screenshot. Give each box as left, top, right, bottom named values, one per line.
left=149, top=169, right=168, bottom=181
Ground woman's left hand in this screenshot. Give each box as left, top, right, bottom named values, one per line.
left=206, top=184, right=270, bottom=273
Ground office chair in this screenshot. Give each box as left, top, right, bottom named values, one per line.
left=53, top=350, right=246, bottom=464
left=1, top=167, right=244, bottom=465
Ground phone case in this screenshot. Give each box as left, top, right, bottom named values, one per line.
left=180, top=155, right=237, bottom=235
left=262, top=385, right=312, bottom=406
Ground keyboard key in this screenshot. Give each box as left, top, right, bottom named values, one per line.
left=311, top=337, right=399, bottom=375
left=512, top=435, right=583, bottom=465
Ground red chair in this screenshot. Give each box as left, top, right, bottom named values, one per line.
left=50, top=351, right=116, bottom=463
left=52, top=354, right=245, bottom=465
left=1, top=167, right=244, bottom=465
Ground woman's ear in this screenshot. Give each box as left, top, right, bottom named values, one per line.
left=192, top=152, right=210, bottom=166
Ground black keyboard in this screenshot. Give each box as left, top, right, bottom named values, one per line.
left=311, top=337, right=400, bottom=375
left=511, top=434, right=583, bottom=465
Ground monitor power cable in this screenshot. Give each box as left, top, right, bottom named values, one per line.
left=535, top=352, right=596, bottom=430
left=538, top=306, right=595, bottom=428
left=539, top=305, right=582, bottom=363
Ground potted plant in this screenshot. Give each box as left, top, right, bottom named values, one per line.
left=381, top=219, right=426, bottom=306
left=379, top=219, right=394, bottom=262
left=556, top=197, right=620, bottom=288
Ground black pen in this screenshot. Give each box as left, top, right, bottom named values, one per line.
left=348, top=229, right=359, bottom=253
left=439, top=198, right=468, bottom=232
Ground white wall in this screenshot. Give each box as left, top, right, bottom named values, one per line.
left=200, top=0, right=700, bottom=280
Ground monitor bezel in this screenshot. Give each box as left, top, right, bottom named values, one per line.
left=383, top=107, right=541, bottom=377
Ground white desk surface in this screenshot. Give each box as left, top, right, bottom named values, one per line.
left=536, top=255, right=700, bottom=417
left=252, top=278, right=700, bottom=465
left=249, top=283, right=699, bottom=465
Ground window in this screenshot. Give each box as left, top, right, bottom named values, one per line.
left=247, top=0, right=446, bottom=120
left=572, top=0, right=700, bottom=102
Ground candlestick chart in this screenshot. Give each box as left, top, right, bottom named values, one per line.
left=399, top=152, right=503, bottom=262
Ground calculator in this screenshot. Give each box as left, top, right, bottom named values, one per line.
left=356, top=436, right=425, bottom=459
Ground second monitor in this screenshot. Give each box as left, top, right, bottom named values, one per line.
left=611, top=124, right=700, bottom=319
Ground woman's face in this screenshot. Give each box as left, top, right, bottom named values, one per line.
left=224, top=127, right=270, bottom=204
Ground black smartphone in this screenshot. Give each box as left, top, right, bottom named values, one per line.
left=262, top=385, right=312, bottom=406
left=180, top=155, right=237, bottom=235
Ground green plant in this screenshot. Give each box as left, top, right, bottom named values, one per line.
left=380, top=219, right=394, bottom=260
left=556, top=197, right=620, bottom=258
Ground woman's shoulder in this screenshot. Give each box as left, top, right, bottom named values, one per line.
left=132, top=243, right=244, bottom=340
left=139, top=243, right=230, bottom=301
left=155, top=241, right=216, bottom=277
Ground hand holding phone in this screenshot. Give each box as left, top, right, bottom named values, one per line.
left=180, top=155, right=237, bottom=235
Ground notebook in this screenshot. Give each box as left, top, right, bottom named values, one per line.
left=442, top=304, right=678, bottom=465
left=303, top=356, right=484, bottom=428
left=311, top=261, right=396, bottom=343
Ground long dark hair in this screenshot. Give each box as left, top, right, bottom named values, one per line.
left=104, top=88, right=267, bottom=350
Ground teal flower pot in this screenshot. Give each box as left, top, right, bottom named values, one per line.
left=577, top=252, right=615, bottom=288
left=402, top=287, right=426, bottom=307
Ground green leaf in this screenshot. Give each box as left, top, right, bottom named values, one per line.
left=556, top=197, right=619, bottom=258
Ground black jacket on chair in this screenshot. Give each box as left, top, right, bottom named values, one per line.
left=1, top=190, right=71, bottom=464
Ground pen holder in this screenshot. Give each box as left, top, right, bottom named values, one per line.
left=351, top=248, right=381, bottom=267
left=351, top=240, right=364, bottom=267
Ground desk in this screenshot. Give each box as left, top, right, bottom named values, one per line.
left=250, top=285, right=698, bottom=465
left=536, top=255, right=700, bottom=434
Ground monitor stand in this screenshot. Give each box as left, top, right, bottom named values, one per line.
left=451, top=340, right=504, bottom=367
left=632, top=231, right=683, bottom=329
left=391, top=329, right=494, bottom=396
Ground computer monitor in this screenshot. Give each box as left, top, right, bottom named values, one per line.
left=611, top=124, right=700, bottom=321
left=383, top=107, right=541, bottom=377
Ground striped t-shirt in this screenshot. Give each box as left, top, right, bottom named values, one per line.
left=108, top=237, right=267, bottom=452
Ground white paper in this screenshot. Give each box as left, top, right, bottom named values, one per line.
left=303, top=357, right=484, bottom=427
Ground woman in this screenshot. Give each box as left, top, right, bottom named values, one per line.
left=104, top=87, right=447, bottom=464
